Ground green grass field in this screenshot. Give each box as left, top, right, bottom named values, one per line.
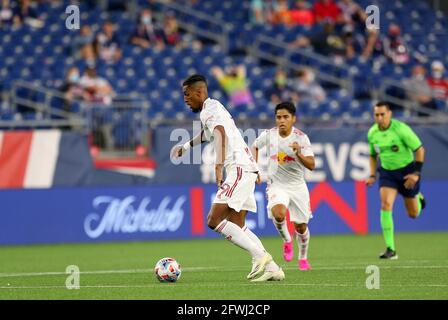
left=0, top=232, right=447, bottom=300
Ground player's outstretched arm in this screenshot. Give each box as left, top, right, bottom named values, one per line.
left=170, top=129, right=205, bottom=159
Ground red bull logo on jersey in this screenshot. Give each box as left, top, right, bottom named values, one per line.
left=270, top=151, right=296, bottom=165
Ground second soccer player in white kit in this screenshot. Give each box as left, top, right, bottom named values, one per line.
left=253, top=102, right=316, bottom=270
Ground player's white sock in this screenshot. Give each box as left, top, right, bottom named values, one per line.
left=273, top=218, right=292, bottom=243
left=242, top=225, right=280, bottom=272
left=296, top=228, right=310, bottom=260
left=242, top=225, right=266, bottom=251
left=215, top=220, right=265, bottom=260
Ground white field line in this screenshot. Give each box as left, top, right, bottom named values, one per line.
left=1, top=259, right=446, bottom=278
left=0, top=264, right=447, bottom=278
left=1, top=265, right=448, bottom=277
left=0, top=283, right=448, bottom=290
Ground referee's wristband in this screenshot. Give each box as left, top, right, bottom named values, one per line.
left=414, top=161, right=423, bottom=174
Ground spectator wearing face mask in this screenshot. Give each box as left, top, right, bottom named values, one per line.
left=404, top=65, right=438, bottom=115
left=60, top=67, right=88, bottom=113
left=427, top=61, right=448, bottom=103
left=130, top=8, right=164, bottom=49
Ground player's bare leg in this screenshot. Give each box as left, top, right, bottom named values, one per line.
left=227, top=209, right=246, bottom=227
left=294, top=222, right=311, bottom=270
left=379, top=187, right=398, bottom=259
left=404, top=197, right=420, bottom=219
left=271, top=204, right=293, bottom=262
left=208, top=204, right=272, bottom=279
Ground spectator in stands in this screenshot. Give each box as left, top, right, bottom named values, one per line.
left=250, top=0, right=267, bottom=25
left=271, top=0, right=290, bottom=25
left=268, top=68, right=300, bottom=108
left=336, top=0, right=378, bottom=62
left=288, top=0, right=314, bottom=27
left=72, top=25, right=96, bottom=66
left=341, top=24, right=365, bottom=60
left=13, top=0, right=44, bottom=28
left=160, top=11, right=181, bottom=47
left=290, top=20, right=350, bottom=63
left=130, top=8, right=164, bottom=49
left=95, top=21, right=122, bottom=63
left=80, top=67, right=115, bottom=149
left=313, top=0, right=341, bottom=24
left=404, top=65, right=438, bottom=115
left=211, top=65, right=254, bottom=109
left=290, top=68, right=326, bottom=104
left=338, top=0, right=366, bottom=28
left=60, top=67, right=88, bottom=113
left=381, top=24, right=410, bottom=65
left=79, top=66, right=115, bottom=105
left=0, top=0, right=14, bottom=28
left=427, top=60, right=448, bottom=104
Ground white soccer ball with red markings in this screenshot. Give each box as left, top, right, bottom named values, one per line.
left=154, top=257, right=181, bottom=283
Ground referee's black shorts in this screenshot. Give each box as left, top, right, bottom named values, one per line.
left=378, top=162, right=420, bottom=198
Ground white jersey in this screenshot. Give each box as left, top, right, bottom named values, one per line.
left=200, top=98, right=258, bottom=173
left=253, top=127, right=314, bottom=186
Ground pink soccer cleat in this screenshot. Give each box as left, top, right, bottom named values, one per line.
left=283, top=241, right=294, bottom=262
left=298, top=259, right=311, bottom=271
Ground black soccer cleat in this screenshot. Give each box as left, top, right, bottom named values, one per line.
left=379, top=247, right=398, bottom=260
left=418, top=192, right=426, bottom=210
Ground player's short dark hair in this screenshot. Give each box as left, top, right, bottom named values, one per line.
left=375, top=101, right=391, bottom=110
left=275, top=102, right=296, bottom=116
left=182, top=74, right=207, bottom=87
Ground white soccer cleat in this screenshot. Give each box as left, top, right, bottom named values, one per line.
left=251, top=268, right=285, bottom=282
left=247, top=259, right=257, bottom=279
left=246, top=253, right=273, bottom=280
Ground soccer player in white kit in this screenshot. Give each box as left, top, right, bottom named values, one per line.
left=252, top=102, right=315, bottom=271
left=171, top=74, right=284, bottom=281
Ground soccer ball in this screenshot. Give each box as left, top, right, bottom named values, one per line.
left=154, top=257, right=181, bottom=283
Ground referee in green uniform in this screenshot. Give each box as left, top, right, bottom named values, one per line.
left=366, top=102, right=426, bottom=259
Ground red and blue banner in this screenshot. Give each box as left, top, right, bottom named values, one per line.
left=0, top=181, right=445, bottom=245
left=0, top=130, right=154, bottom=189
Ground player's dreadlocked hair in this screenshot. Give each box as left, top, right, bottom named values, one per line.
left=182, top=74, right=207, bottom=87
left=275, top=102, right=296, bottom=116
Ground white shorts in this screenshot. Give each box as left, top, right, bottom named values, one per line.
left=266, top=183, right=312, bottom=224
left=213, top=166, right=257, bottom=213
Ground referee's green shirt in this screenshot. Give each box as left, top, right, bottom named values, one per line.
left=367, top=119, right=422, bottom=170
